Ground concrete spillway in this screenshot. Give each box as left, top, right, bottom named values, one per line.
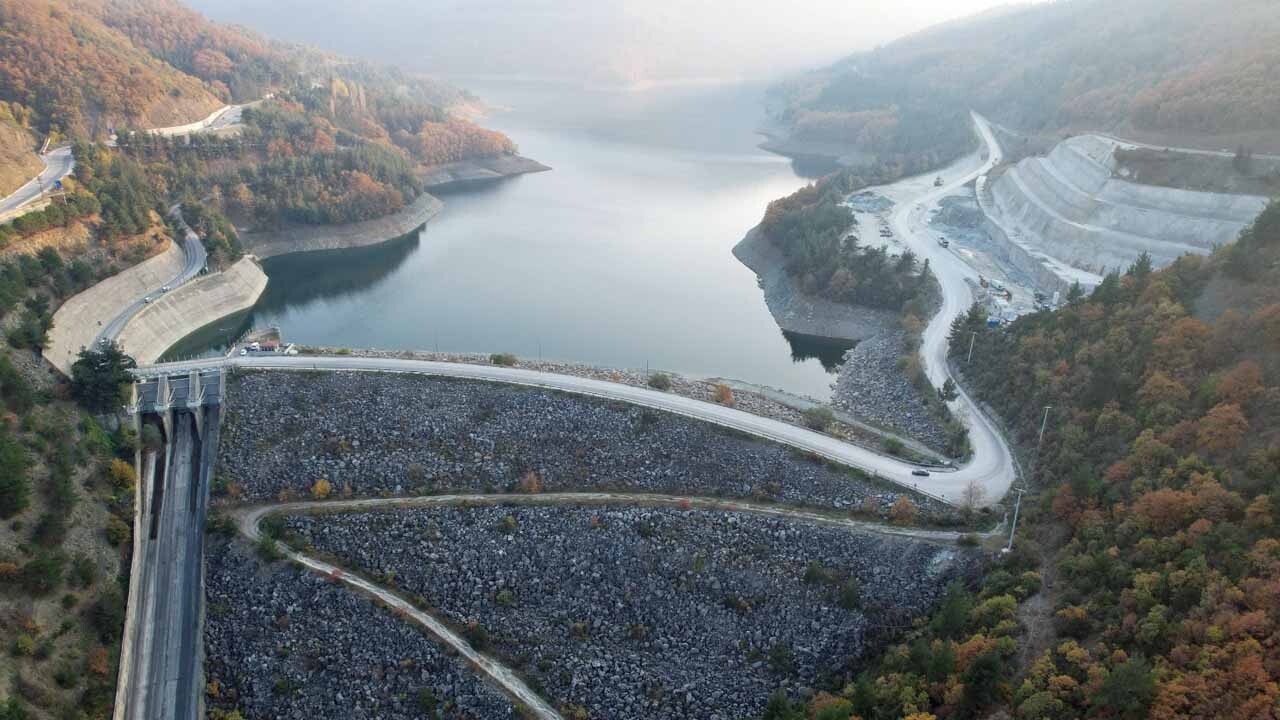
left=986, top=134, right=1269, bottom=279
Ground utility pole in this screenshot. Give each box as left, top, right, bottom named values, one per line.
left=1037, top=405, right=1053, bottom=449
left=966, top=332, right=977, bottom=363
left=1005, top=486, right=1025, bottom=553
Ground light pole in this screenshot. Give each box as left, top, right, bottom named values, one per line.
left=1005, top=486, right=1025, bottom=553
left=966, top=331, right=977, bottom=363
left=1037, top=405, right=1053, bottom=449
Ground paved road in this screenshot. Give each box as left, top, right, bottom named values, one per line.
left=882, top=112, right=1018, bottom=506
left=1093, top=132, right=1280, bottom=162
left=141, top=347, right=1009, bottom=505
left=0, top=146, right=74, bottom=216
left=96, top=207, right=208, bottom=347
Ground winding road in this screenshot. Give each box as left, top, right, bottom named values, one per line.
left=95, top=207, right=208, bottom=348
left=0, top=145, right=74, bottom=217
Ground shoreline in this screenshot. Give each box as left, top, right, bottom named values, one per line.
left=419, top=154, right=551, bottom=190
left=238, top=154, right=550, bottom=259
left=732, top=225, right=897, bottom=342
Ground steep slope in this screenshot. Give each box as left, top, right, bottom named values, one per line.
left=773, top=0, right=1280, bottom=155
left=986, top=134, right=1271, bottom=277
left=0, top=116, right=41, bottom=198
left=0, top=0, right=223, bottom=137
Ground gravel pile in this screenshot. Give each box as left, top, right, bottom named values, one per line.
left=830, top=331, right=949, bottom=451
left=203, top=537, right=518, bottom=720
left=218, top=371, right=950, bottom=519
left=285, top=505, right=979, bottom=720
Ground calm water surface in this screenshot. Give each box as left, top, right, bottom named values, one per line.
left=181, top=81, right=844, bottom=398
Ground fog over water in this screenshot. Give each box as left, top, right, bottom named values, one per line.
left=191, top=0, right=1020, bottom=86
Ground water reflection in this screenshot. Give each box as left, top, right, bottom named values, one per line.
left=256, top=230, right=421, bottom=313
left=783, top=331, right=854, bottom=372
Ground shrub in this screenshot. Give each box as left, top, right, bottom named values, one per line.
left=889, top=496, right=919, bottom=526
left=108, top=458, right=137, bottom=489
left=882, top=437, right=905, bottom=456
left=713, top=383, right=735, bottom=406
left=311, top=478, right=332, bottom=499
left=463, top=621, right=490, bottom=650
left=647, top=372, right=672, bottom=391
left=489, top=352, right=517, bottom=367
left=106, top=515, right=131, bottom=546
left=20, top=552, right=66, bottom=594
left=516, top=471, right=543, bottom=493
left=91, top=589, right=126, bottom=643
left=802, top=406, right=835, bottom=431
left=255, top=535, right=283, bottom=562
left=13, top=634, right=35, bottom=656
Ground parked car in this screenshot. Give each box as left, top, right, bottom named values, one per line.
left=143, top=296, right=152, bottom=304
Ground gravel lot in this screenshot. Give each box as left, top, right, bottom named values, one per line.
left=217, top=371, right=951, bottom=520
left=203, top=536, right=520, bottom=720
left=284, top=504, right=979, bottom=720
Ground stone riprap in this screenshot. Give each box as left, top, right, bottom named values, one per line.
left=217, top=371, right=949, bottom=519
left=285, top=505, right=978, bottom=720
left=830, top=330, right=949, bottom=452
left=203, top=537, right=518, bottom=720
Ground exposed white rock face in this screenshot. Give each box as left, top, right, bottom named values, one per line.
left=986, top=135, right=1268, bottom=278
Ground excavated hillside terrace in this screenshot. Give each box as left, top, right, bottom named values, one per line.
left=984, top=134, right=1269, bottom=281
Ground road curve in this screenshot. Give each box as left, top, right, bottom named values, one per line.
left=235, top=504, right=565, bottom=720
left=0, top=146, right=75, bottom=216
left=141, top=348, right=1000, bottom=505
left=882, top=112, right=1017, bottom=506
left=96, top=206, right=208, bottom=347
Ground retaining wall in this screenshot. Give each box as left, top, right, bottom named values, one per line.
left=115, top=257, right=267, bottom=365
left=47, top=243, right=186, bottom=375
left=239, top=192, right=444, bottom=259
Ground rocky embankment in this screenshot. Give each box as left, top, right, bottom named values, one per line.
left=830, top=331, right=949, bottom=450
left=732, top=227, right=897, bottom=343
left=419, top=155, right=550, bottom=190
left=734, top=226, right=951, bottom=455
left=239, top=193, right=445, bottom=259
left=299, top=346, right=924, bottom=455
left=285, top=505, right=980, bottom=720
left=204, top=537, right=518, bottom=719
left=217, top=370, right=950, bottom=520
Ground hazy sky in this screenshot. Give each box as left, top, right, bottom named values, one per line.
left=192, top=0, right=1026, bottom=86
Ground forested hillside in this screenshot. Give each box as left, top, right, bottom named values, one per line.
left=767, top=203, right=1280, bottom=719
left=1, top=0, right=520, bottom=239
left=771, top=0, right=1280, bottom=155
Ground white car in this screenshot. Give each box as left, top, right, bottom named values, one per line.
left=143, top=296, right=152, bottom=304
